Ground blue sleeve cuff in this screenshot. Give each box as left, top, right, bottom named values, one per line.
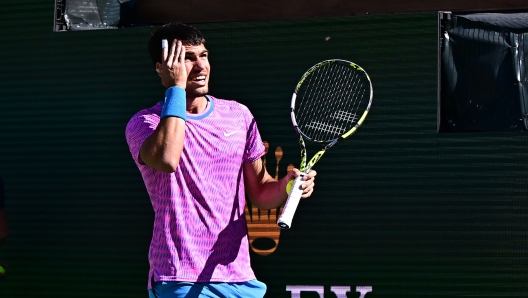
left=161, top=86, right=187, bottom=121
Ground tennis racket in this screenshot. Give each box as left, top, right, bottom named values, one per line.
left=277, top=59, right=373, bottom=229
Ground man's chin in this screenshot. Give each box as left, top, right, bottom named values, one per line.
left=188, top=88, right=209, bottom=98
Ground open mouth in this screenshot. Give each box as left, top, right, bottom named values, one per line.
left=190, top=75, right=206, bottom=83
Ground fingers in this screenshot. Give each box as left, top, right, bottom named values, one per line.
left=300, top=186, right=314, bottom=198
left=162, top=39, right=169, bottom=62
left=161, top=39, right=187, bottom=88
left=288, top=167, right=300, bottom=180
left=167, top=40, right=177, bottom=70
left=288, top=168, right=316, bottom=199
left=174, top=42, right=187, bottom=88
left=300, top=169, right=316, bottom=198
left=179, top=43, right=185, bottom=65
left=172, top=40, right=186, bottom=70
left=303, top=169, right=317, bottom=180
left=290, top=168, right=317, bottom=180
left=162, top=39, right=183, bottom=70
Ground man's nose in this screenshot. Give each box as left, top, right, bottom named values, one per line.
left=194, top=59, right=205, bottom=70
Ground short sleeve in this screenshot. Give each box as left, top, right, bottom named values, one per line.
left=125, top=109, right=161, bottom=164
left=242, top=107, right=265, bottom=163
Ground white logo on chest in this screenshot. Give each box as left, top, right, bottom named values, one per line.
left=224, top=130, right=238, bottom=137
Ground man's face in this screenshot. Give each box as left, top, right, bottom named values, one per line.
left=183, top=43, right=210, bottom=97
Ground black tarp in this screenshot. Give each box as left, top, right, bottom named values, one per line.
left=439, top=12, right=528, bottom=132
left=64, top=0, right=123, bottom=30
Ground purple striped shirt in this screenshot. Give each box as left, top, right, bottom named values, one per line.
left=125, top=96, right=265, bottom=288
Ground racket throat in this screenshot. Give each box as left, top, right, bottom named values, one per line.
left=302, top=149, right=327, bottom=172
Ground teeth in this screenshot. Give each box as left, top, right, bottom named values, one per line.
left=193, top=76, right=205, bottom=81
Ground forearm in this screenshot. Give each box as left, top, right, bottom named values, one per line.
left=244, top=159, right=294, bottom=210
left=244, top=159, right=317, bottom=210
left=140, top=86, right=187, bottom=173
left=140, top=117, right=185, bottom=172
left=248, top=175, right=291, bottom=210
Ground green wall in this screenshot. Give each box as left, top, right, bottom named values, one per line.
left=0, top=1, right=527, bottom=297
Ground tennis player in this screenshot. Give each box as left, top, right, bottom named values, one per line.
left=125, top=22, right=317, bottom=298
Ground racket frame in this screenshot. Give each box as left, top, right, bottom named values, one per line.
left=277, top=59, right=373, bottom=229
left=292, top=59, right=372, bottom=173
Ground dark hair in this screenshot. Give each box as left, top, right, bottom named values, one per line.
left=148, top=22, right=206, bottom=65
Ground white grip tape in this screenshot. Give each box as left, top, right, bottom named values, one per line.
left=277, top=174, right=305, bottom=229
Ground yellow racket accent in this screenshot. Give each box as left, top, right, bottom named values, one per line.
left=342, top=110, right=369, bottom=138
left=286, top=179, right=294, bottom=195
left=350, top=62, right=365, bottom=72
left=305, top=150, right=326, bottom=171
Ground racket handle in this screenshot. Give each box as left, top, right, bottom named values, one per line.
left=277, top=174, right=305, bottom=229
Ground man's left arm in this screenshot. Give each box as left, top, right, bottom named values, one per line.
left=243, top=158, right=316, bottom=210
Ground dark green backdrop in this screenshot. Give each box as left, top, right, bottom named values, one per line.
left=0, top=1, right=527, bottom=297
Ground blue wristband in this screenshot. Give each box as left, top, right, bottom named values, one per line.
left=161, top=86, right=187, bottom=121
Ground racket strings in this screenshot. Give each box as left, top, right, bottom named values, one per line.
left=295, top=61, right=371, bottom=142
left=298, top=63, right=344, bottom=140
left=297, top=63, right=331, bottom=124
left=305, top=121, right=346, bottom=135
left=319, top=64, right=352, bottom=138
left=328, top=65, right=358, bottom=131
left=339, top=70, right=366, bottom=124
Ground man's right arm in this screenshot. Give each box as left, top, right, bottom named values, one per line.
left=139, top=116, right=185, bottom=173
left=139, top=39, right=188, bottom=173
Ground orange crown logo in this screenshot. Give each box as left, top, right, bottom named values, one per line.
left=245, top=141, right=293, bottom=256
